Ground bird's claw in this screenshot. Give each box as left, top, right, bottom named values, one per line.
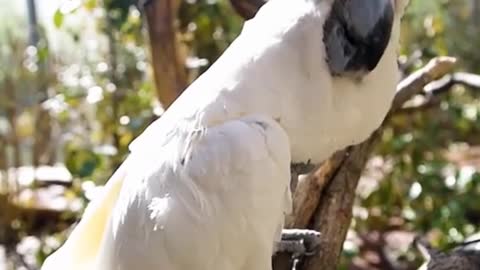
left=276, top=229, right=321, bottom=258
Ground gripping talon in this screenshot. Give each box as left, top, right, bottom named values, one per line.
left=276, top=229, right=321, bottom=258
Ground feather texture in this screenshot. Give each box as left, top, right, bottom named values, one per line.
left=42, top=0, right=408, bottom=269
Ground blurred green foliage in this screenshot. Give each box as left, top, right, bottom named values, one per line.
left=1, top=0, right=480, bottom=269
left=347, top=0, right=480, bottom=268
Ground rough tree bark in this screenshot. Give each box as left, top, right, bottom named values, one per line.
left=143, top=0, right=188, bottom=110
left=229, top=0, right=266, bottom=19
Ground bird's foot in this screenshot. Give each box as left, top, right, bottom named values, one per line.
left=275, top=229, right=321, bottom=258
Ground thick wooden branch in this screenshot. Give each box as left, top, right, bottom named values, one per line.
left=229, top=0, right=266, bottom=20
left=303, top=136, right=380, bottom=270
left=273, top=57, right=458, bottom=270
left=144, top=0, right=188, bottom=109
left=286, top=151, right=347, bottom=229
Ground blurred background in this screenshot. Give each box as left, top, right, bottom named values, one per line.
left=0, top=0, right=480, bottom=269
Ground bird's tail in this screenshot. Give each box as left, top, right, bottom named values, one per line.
left=41, top=157, right=130, bottom=270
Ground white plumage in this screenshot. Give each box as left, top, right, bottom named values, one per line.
left=42, top=0, right=408, bottom=269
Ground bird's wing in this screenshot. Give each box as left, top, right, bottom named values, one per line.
left=41, top=115, right=292, bottom=270
left=96, top=114, right=293, bottom=270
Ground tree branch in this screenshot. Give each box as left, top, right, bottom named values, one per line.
left=229, top=0, right=266, bottom=20
left=143, top=0, right=188, bottom=110
left=397, top=71, right=480, bottom=114
left=273, top=57, right=459, bottom=270
left=392, top=57, right=457, bottom=110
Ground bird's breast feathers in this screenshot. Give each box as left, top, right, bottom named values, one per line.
left=41, top=0, right=409, bottom=269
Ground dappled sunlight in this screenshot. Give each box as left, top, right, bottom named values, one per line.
left=1, top=0, right=480, bottom=269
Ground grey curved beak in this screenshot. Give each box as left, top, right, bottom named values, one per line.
left=324, top=0, right=394, bottom=76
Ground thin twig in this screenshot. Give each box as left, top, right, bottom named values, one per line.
left=391, top=57, right=457, bottom=111
left=396, top=71, right=480, bottom=114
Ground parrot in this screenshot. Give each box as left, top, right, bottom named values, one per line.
left=41, top=0, right=409, bottom=269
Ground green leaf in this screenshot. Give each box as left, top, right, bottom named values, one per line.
left=53, top=10, right=64, bottom=28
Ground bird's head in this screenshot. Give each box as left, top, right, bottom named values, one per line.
left=323, top=0, right=409, bottom=80
left=224, top=0, right=411, bottom=162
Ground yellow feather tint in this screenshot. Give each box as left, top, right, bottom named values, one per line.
left=41, top=160, right=127, bottom=270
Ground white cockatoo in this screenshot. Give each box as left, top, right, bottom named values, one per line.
left=42, top=0, right=409, bottom=269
